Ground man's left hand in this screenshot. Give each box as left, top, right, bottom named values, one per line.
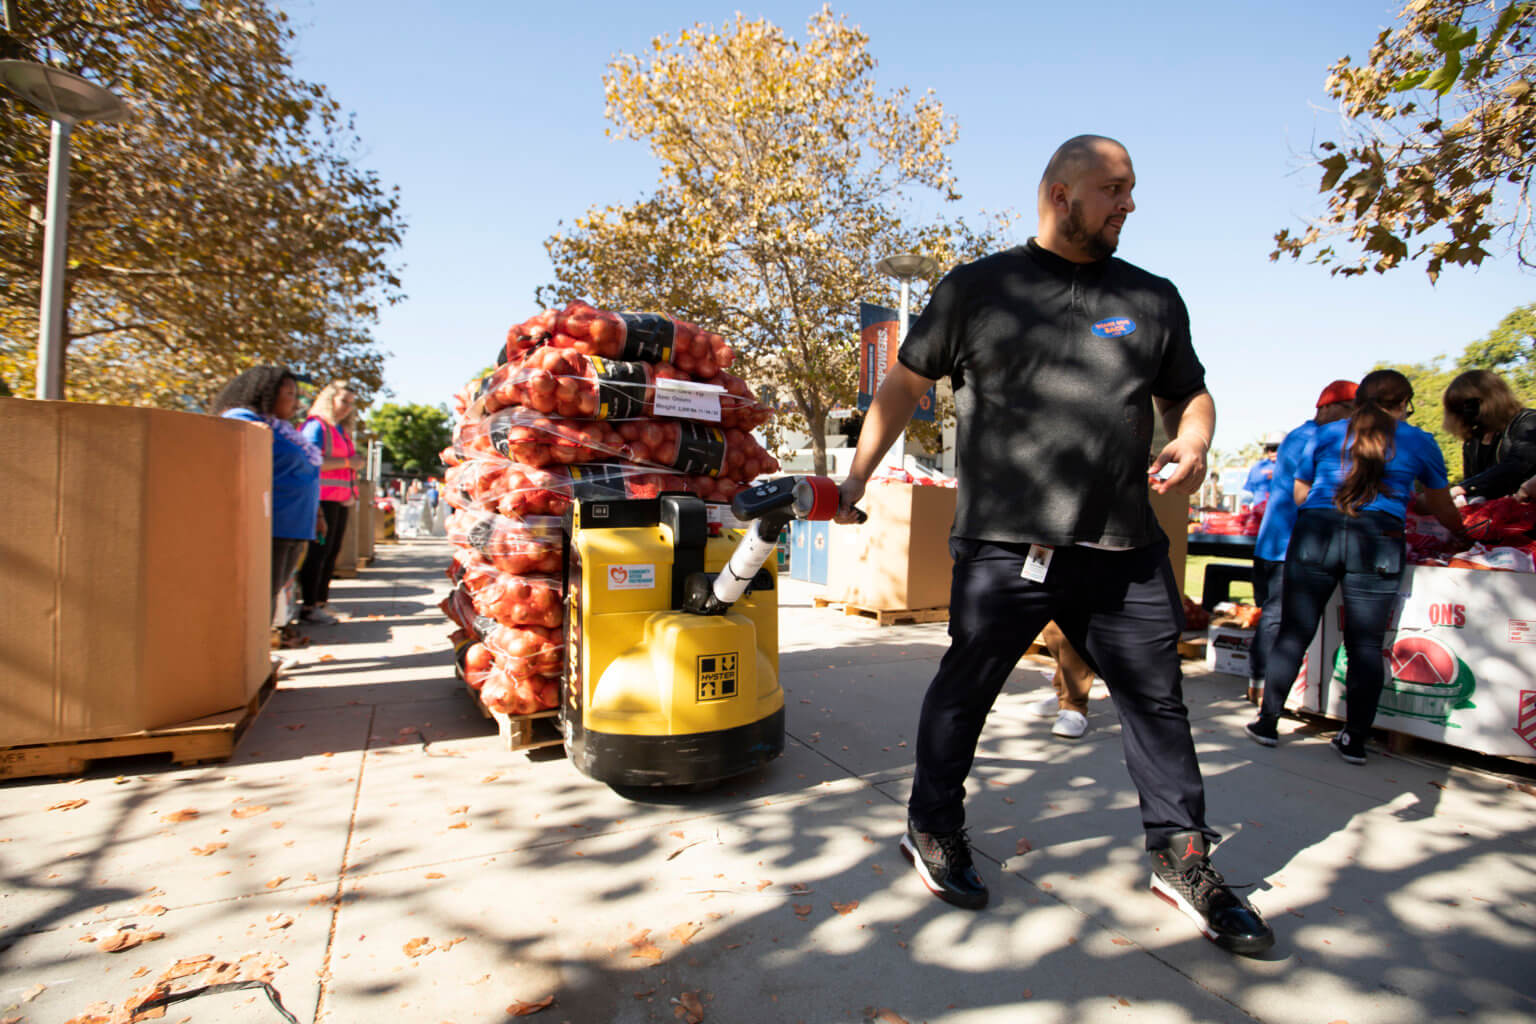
left=1150, top=436, right=1208, bottom=495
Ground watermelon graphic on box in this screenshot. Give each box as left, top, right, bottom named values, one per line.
left=1332, top=633, right=1476, bottom=726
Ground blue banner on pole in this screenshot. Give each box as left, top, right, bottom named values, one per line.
left=858, top=302, right=934, bottom=422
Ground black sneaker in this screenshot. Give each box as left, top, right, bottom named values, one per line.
left=1150, top=831, right=1274, bottom=956
left=1332, top=729, right=1367, bottom=765
left=899, top=821, right=988, bottom=910
left=1244, top=715, right=1278, bottom=747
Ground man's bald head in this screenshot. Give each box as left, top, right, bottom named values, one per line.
left=1037, top=135, right=1128, bottom=210
left=1035, top=135, right=1136, bottom=263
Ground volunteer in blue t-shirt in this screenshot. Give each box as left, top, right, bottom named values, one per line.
left=212, top=366, right=322, bottom=623
left=1248, top=380, right=1357, bottom=689
left=1246, top=370, right=1466, bottom=765
left=1240, top=434, right=1283, bottom=508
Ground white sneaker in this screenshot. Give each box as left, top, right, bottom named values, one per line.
left=1027, top=695, right=1060, bottom=718
left=1052, top=710, right=1088, bottom=739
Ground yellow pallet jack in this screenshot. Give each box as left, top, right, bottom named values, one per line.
left=561, top=476, right=858, bottom=788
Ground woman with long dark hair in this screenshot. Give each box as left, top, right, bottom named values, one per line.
left=1245, top=370, right=1466, bottom=765
left=211, top=366, right=322, bottom=626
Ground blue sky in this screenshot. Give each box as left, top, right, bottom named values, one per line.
left=281, top=0, right=1533, bottom=462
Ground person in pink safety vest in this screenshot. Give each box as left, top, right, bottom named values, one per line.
left=298, top=380, right=364, bottom=624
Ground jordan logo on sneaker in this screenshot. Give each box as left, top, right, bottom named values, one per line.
left=1184, top=836, right=1199, bottom=858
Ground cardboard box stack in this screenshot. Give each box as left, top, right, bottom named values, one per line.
left=1, top=401, right=272, bottom=748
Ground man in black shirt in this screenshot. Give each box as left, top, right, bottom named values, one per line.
left=837, top=135, right=1272, bottom=955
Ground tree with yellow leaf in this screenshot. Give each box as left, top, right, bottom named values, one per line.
left=538, top=7, right=1011, bottom=472
left=1273, top=0, right=1536, bottom=280
left=0, top=0, right=404, bottom=406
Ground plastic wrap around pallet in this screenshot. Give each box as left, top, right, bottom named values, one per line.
left=449, top=554, right=565, bottom=630
left=466, top=346, right=771, bottom=431
left=444, top=456, right=746, bottom=514
left=451, top=628, right=559, bottom=714
left=446, top=506, right=563, bottom=576
left=453, top=407, right=779, bottom=483
left=503, top=302, right=735, bottom=380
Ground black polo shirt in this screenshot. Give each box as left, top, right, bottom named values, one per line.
left=899, top=239, right=1207, bottom=548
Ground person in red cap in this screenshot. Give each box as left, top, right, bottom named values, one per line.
left=1244, top=379, right=1358, bottom=695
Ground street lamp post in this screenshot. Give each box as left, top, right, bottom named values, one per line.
left=874, top=252, right=939, bottom=471
left=0, top=60, right=125, bottom=400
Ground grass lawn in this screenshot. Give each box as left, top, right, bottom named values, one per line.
left=1182, top=554, right=1256, bottom=606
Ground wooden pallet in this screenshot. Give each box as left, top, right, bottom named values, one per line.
left=462, top=680, right=564, bottom=753
left=0, top=673, right=277, bottom=781
left=811, top=595, right=949, bottom=626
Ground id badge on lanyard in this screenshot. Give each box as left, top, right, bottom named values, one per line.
left=1021, top=544, right=1054, bottom=583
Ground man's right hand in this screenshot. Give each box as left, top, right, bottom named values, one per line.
left=835, top=476, right=867, bottom=524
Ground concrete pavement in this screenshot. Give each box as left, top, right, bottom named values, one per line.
left=2, top=537, right=1533, bottom=1024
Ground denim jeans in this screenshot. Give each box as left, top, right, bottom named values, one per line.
left=1260, top=508, right=1405, bottom=734
left=1249, top=556, right=1285, bottom=684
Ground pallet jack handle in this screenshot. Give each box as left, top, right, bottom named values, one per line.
left=682, top=476, right=863, bottom=615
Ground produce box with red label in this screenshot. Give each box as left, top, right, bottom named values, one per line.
left=1319, top=565, right=1536, bottom=757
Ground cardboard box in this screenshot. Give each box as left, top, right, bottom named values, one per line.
left=1, top=400, right=271, bottom=747
left=1205, top=625, right=1254, bottom=675
left=827, top=482, right=956, bottom=611
left=1149, top=487, right=1189, bottom=594
left=1318, top=566, right=1536, bottom=758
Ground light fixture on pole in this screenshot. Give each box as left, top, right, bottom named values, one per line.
left=874, top=252, right=939, bottom=470
left=0, top=60, right=125, bottom=401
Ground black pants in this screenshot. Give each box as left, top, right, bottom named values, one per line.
left=1260, top=508, right=1405, bottom=735
left=909, top=537, right=1212, bottom=850
left=270, top=537, right=308, bottom=624
left=299, top=500, right=350, bottom=607
left=1249, top=556, right=1285, bottom=684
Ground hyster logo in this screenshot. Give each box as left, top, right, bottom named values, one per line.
left=697, top=653, right=739, bottom=702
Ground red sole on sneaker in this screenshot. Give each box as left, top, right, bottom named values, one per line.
left=1150, top=874, right=1273, bottom=956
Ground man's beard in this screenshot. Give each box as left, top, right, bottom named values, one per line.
left=1066, top=199, right=1118, bottom=260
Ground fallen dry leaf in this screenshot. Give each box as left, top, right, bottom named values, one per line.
left=424, top=872, right=445, bottom=880
left=440, top=936, right=466, bottom=950
left=264, top=877, right=288, bottom=890
left=627, top=929, right=664, bottom=963
left=448, top=822, right=469, bottom=830
left=833, top=901, right=859, bottom=916
left=318, top=653, right=336, bottom=662
left=793, top=904, right=812, bottom=918
left=755, top=880, right=772, bottom=891
left=230, top=805, right=269, bottom=819
left=506, top=995, right=556, bottom=1016
left=871, top=1011, right=910, bottom=1024
left=160, top=809, right=199, bottom=823
left=22, top=983, right=46, bottom=1001
left=138, top=904, right=167, bottom=917
left=99, top=929, right=164, bottom=953
left=670, top=830, right=686, bottom=839
left=190, top=842, right=227, bottom=856
left=635, top=988, right=656, bottom=998
left=48, top=799, right=88, bottom=811
left=283, top=723, right=305, bottom=731
left=158, top=955, right=213, bottom=983
left=1015, top=838, right=1033, bottom=855
left=130, top=966, right=151, bottom=979
left=673, top=991, right=705, bottom=1023
left=403, top=937, right=433, bottom=958
left=480, top=774, right=501, bottom=783
left=267, top=913, right=295, bottom=930
left=449, top=805, right=469, bottom=815
left=670, top=922, right=702, bottom=945
left=206, top=960, right=242, bottom=985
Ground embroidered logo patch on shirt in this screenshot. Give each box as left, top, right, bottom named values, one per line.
left=1091, top=316, right=1137, bottom=338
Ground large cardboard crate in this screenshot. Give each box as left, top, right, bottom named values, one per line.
left=827, top=482, right=956, bottom=611
left=1, top=400, right=271, bottom=748
left=1319, top=566, right=1536, bottom=758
